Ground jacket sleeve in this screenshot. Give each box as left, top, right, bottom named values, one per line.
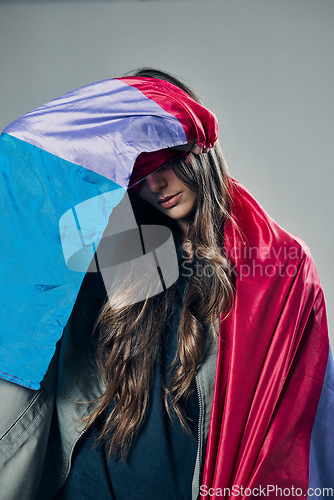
left=0, top=352, right=58, bottom=500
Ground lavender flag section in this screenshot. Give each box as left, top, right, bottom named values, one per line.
left=308, top=348, right=334, bottom=494
left=3, top=79, right=188, bottom=188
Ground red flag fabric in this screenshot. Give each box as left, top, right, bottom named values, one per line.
left=201, top=180, right=330, bottom=498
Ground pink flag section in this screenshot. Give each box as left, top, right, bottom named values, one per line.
left=118, top=77, right=218, bottom=150
left=201, top=180, right=331, bottom=498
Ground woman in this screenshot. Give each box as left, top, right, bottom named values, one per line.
left=53, top=69, right=235, bottom=499
left=0, top=69, right=332, bottom=499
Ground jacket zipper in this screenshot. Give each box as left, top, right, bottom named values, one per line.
left=58, top=376, right=205, bottom=496
left=195, top=372, right=204, bottom=499
left=56, top=426, right=89, bottom=493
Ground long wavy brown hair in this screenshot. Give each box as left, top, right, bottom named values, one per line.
left=84, top=68, right=235, bottom=460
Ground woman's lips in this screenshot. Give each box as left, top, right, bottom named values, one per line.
left=158, top=192, right=182, bottom=208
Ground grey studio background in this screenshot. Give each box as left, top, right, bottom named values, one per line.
left=0, top=0, right=333, bottom=344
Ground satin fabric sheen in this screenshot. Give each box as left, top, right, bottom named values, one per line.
left=201, top=180, right=331, bottom=498
left=120, top=76, right=218, bottom=150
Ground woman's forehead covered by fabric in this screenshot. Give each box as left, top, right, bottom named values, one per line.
left=122, top=76, right=219, bottom=190
left=129, top=149, right=186, bottom=192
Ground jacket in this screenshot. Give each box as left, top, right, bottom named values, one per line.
left=0, top=270, right=219, bottom=500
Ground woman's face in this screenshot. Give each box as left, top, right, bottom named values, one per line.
left=138, top=163, right=197, bottom=234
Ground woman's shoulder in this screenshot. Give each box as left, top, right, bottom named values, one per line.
left=225, top=177, right=310, bottom=265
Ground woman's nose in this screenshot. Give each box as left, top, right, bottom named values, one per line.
left=145, top=170, right=167, bottom=192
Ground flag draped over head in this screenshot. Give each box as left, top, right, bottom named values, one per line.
left=0, top=76, right=218, bottom=390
